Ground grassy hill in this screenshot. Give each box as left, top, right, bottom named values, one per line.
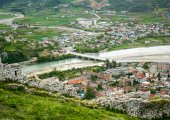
left=107, top=0, right=170, bottom=12
left=0, top=0, right=170, bottom=13
left=0, top=82, right=138, bottom=120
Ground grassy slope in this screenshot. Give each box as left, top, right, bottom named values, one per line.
left=0, top=83, right=138, bottom=120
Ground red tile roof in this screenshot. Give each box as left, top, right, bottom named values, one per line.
left=128, top=69, right=137, bottom=73
left=136, top=72, right=145, bottom=79
left=160, top=90, right=169, bottom=95
left=68, top=79, right=81, bottom=84
left=150, top=94, right=156, bottom=98
left=96, top=92, right=105, bottom=97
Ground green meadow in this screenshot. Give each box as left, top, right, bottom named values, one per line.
left=0, top=82, right=139, bottom=120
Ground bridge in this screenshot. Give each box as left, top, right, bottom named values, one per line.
left=68, top=52, right=107, bottom=61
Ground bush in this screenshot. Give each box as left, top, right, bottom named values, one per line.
left=84, top=86, right=96, bottom=100
left=2, top=51, right=29, bottom=64
left=4, top=83, right=26, bottom=92
left=37, top=54, right=75, bottom=63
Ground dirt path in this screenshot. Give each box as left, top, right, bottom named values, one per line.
left=0, top=13, right=24, bottom=25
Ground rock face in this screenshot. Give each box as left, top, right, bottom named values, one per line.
left=0, top=58, right=24, bottom=81
left=94, top=96, right=170, bottom=119
left=125, top=100, right=170, bottom=119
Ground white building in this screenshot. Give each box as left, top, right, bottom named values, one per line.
left=77, top=18, right=97, bottom=28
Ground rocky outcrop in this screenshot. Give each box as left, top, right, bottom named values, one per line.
left=93, top=94, right=170, bottom=119
left=136, top=100, right=170, bottom=119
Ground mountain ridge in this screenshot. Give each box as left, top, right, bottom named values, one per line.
left=0, top=0, right=170, bottom=13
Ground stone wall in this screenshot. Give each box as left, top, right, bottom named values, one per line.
left=94, top=96, right=170, bottom=119
left=0, top=62, right=3, bottom=80
left=0, top=59, right=24, bottom=81
left=135, top=100, right=170, bottom=119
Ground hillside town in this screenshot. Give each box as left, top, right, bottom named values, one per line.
left=2, top=55, right=170, bottom=119
left=1, top=51, right=170, bottom=101
left=0, top=1, right=170, bottom=119
left=39, top=21, right=170, bottom=52
left=0, top=9, right=170, bottom=113
left=20, top=62, right=170, bottom=99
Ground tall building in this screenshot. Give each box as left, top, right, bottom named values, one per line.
left=157, top=63, right=170, bottom=71
left=149, top=64, right=157, bottom=73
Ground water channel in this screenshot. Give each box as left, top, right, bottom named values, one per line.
left=22, top=58, right=86, bottom=74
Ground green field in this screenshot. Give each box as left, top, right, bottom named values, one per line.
left=105, top=9, right=170, bottom=24
left=0, top=24, right=11, bottom=30
left=0, top=13, right=14, bottom=20
left=0, top=82, right=138, bottom=120
left=16, top=28, right=67, bottom=41
left=12, top=7, right=85, bottom=26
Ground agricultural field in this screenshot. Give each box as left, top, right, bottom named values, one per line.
left=0, top=24, right=11, bottom=30
left=0, top=13, right=14, bottom=20
left=12, top=7, right=87, bottom=26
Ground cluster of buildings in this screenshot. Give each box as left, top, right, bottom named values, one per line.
left=48, top=32, right=100, bottom=50
left=57, top=21, right=170, bottom=53
left=17, top=61, right=170, bottom=100
left=109, top=23, right=170, bottom=41
left=77, top=18, right=97, bottom=28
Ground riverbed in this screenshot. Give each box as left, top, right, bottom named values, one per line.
left=22, top=58, right=103, bottom=75
left=95, top=45, right=170, bottom=63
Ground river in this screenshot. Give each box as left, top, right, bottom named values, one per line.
left=22, top=58, right=103, bottom=75
left=23, top=45, right=170, bottom=75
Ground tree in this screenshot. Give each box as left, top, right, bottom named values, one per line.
left=142, top=63, right=149, bottom=69
left=91, top=75, right=98, bottom=82
left=109, top=81, right=119, bottom=87
left=2, top=51, right=29, bottom=64
left=111, top=60, right=117, bottom=68
left=84, top=86, right=96, bottom=100
left=105, top=59, right=111, bottom=69
left=150, top=89, right=156, bottom=94
left=105, top=59, right=117, bottom=69
left=157, top=72, right=161, bottom=80
left=96, top=84, right=103, bottom=91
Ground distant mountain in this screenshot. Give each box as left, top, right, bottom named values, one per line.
left=75, top=0, right=170, bottom=11
left=0, top=0, right=74, bottom=14
left=0, top=0, right=170, bottom=13
left=107, top=0, right=170, bottom=12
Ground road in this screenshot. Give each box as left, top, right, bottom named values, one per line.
left=93, top=10, right=101, bottom=24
